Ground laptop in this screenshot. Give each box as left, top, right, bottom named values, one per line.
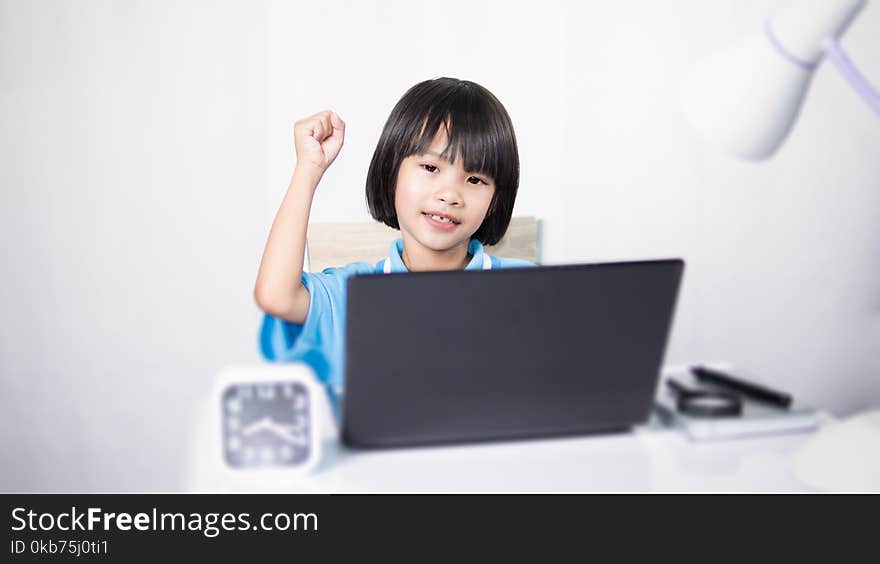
left=341, top=259, right=684, bottom=448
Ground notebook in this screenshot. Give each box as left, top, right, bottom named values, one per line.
left=653, top=364, right=822, bottom=441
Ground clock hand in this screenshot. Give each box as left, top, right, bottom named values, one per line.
left=267, top=415, right=308, bottom=445
left=240, top=416, right=273, bottom=436
left=241, top=416, right=308, bottom=445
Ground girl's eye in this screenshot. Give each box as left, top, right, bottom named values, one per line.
left=420, top=163, right=488, bottom=185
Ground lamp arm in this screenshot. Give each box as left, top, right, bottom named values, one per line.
left=823, top=37, right=880, bottom=114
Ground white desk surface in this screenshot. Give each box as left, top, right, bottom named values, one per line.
left=184, top=413, right=825, bottom=493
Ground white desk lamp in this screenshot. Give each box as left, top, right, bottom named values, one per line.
left=681, top=0, right=880, bottom=491
left=682, top=0, right=877, bottom=159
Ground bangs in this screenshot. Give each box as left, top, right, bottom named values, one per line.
left=403, top=92, right=511, bottom=186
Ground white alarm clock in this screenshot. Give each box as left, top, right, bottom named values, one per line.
left=210, top=363, right=337, bottom=475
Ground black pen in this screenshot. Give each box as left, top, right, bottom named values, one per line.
left=691, top=365, right=793, bottom=408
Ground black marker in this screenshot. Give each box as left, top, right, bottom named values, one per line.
left=691, top=366, right=793, bottom=409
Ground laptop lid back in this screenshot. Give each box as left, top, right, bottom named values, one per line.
left=342, top=259, right=684, bottom=448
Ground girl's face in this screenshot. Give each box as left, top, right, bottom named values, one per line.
left=394, top=128, right=496, bottom=256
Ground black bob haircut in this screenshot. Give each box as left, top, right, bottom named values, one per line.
left=365, top=77, right=520, bottom=246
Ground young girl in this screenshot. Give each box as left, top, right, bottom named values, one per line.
left=254, top=77, right=533, bottom=400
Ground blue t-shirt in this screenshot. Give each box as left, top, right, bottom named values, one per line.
left=259, top=237, right=534, bottom=397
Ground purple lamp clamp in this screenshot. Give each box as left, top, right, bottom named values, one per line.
left=766, top=18, right=880, bottom=115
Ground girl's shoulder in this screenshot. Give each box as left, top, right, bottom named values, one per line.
left=311, top=261, right=377, bottom=278
left=490, top=256, right=537, bottom=269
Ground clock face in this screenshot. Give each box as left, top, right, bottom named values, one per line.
left=221, top=381, right=311, bottom=468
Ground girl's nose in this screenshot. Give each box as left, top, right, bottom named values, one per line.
left=435, top=187, right=463, bottom=206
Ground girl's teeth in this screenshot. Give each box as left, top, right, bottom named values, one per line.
left=430, top=214, right=453, bottom=223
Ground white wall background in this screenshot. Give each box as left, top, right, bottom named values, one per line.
left=1, top=0, right=878, bottom=491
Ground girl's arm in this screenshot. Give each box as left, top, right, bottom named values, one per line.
left=254, top=111, right=345, bottom=324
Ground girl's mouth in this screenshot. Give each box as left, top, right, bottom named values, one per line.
left=422, top=212, right=459, bottom=230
